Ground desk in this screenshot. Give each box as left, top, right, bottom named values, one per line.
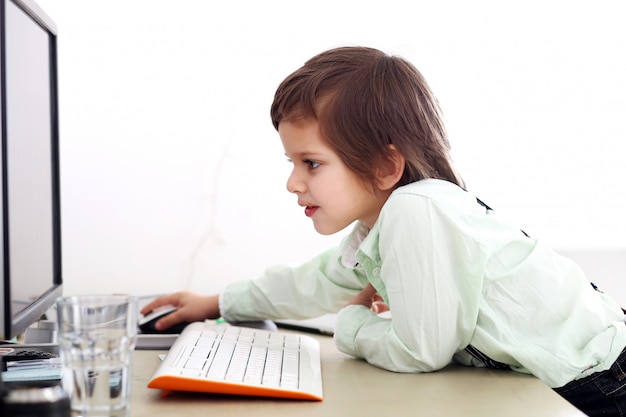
left=130, top=331, right=585, bottom=417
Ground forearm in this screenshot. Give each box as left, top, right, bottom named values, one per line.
left=221, top=250, right=367, bottom=322
left=333, top=305, right=453, bottom=373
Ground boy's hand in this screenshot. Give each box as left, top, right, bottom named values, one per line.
left=140, top=291, right=220, bottom=332
left=347, top=284, right=389, bottom=314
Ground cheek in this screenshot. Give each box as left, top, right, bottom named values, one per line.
left=311, top=176, right=343, bottom=198
left=311, top=166, right=369, bottom=202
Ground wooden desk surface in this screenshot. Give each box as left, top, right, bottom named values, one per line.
left=130, top=331, right=586, bottom=417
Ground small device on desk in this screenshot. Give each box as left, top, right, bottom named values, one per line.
left=0, top=346, right=68, bottom=417
left=0, top=348, right=62, bottom=388
left=147, top=321, right=323, bottom=401
left=1, top=355, right=69, bottom=417
left=1, top=350, right=57, bottom=367
left=139, top=305, right=191, bottom=335
left=136, top=305, right=191, bottom=350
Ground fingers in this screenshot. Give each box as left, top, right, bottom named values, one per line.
left=140, top=292, right=185, bottom=315
left=154, top=311, right=183, bottom=332
left=347, top=284, right=390, bottom=314
left=347, top=284, right=379, bottom=308
left=370, top=292, right=389, bottom=314
left=371, top=300, right=390, bottom=314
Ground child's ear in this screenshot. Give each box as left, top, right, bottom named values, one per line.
left=376, top=145, right=405, bottom=191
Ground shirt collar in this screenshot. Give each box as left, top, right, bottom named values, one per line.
left=339, top=222, right=369, bottom=268
left=339, top=220, right=383, bottom=268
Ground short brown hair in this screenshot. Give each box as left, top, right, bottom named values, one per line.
left=270, top=46, right=464, bottom=189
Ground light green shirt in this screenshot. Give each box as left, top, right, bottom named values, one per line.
left=220, top=179, right=626, bottom=388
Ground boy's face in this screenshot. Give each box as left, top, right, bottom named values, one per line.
left=279, top=119, right=390, bottom=235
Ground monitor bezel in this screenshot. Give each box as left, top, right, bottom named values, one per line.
left=0, top=0, right=62, bottom=341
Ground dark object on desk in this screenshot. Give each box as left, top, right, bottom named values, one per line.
left=1, top=351, right=58, bottom=373
left=231, top=320, right=278, bottom=332
left=139, top=305, right=192, bottom=335
left=274, top=314, right=337, bottom=335
left=0, top=357, right=69, bottom=416
left=1, top=386, right=70, bottom=417
left=2, top=350, right=57, bottom=363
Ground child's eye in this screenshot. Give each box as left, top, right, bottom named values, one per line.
left=305, top=160, right=320, bottom=169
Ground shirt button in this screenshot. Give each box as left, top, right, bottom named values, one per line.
left=372, top=267, right=381, bottom=276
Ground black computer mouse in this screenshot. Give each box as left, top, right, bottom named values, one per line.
left=138, top=305, right=191, bottom=334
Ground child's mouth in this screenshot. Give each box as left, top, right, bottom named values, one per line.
left=304, top=206, right=319, bottom=217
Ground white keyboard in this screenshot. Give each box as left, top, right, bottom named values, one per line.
left=147, top=321, right=323, bottom=401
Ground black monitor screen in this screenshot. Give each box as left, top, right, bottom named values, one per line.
left=1, top=0, right=62, bottom=341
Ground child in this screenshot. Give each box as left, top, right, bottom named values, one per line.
left=142, top=46, right=626, bottom=416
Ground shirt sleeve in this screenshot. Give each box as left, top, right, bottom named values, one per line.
left=220, top=244, right=368, bottom=323
left=334, top=191, right=486, bottom=372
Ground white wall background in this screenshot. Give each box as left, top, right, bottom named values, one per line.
left=37, top=1, right=626, bottom=302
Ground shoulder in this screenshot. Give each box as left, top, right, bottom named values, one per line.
left=372, top=179, right=492, bottom=240
left=385, top=179, right=477, bottom=213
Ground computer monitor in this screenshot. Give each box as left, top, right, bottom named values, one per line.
left=0, top=0, right=62, bottom=342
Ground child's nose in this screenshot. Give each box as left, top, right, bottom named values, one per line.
left=286, top=170, right=305, bottom=194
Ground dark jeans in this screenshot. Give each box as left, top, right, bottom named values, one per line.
left=555, top=348, right=626, bottom=416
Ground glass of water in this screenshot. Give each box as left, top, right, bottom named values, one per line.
left=56, top=295, right=137, bottom=417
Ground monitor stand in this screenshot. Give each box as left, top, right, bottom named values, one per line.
left=23, top=320, right=57, bottom=345
left=0, top=320, right=59, bottom=354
